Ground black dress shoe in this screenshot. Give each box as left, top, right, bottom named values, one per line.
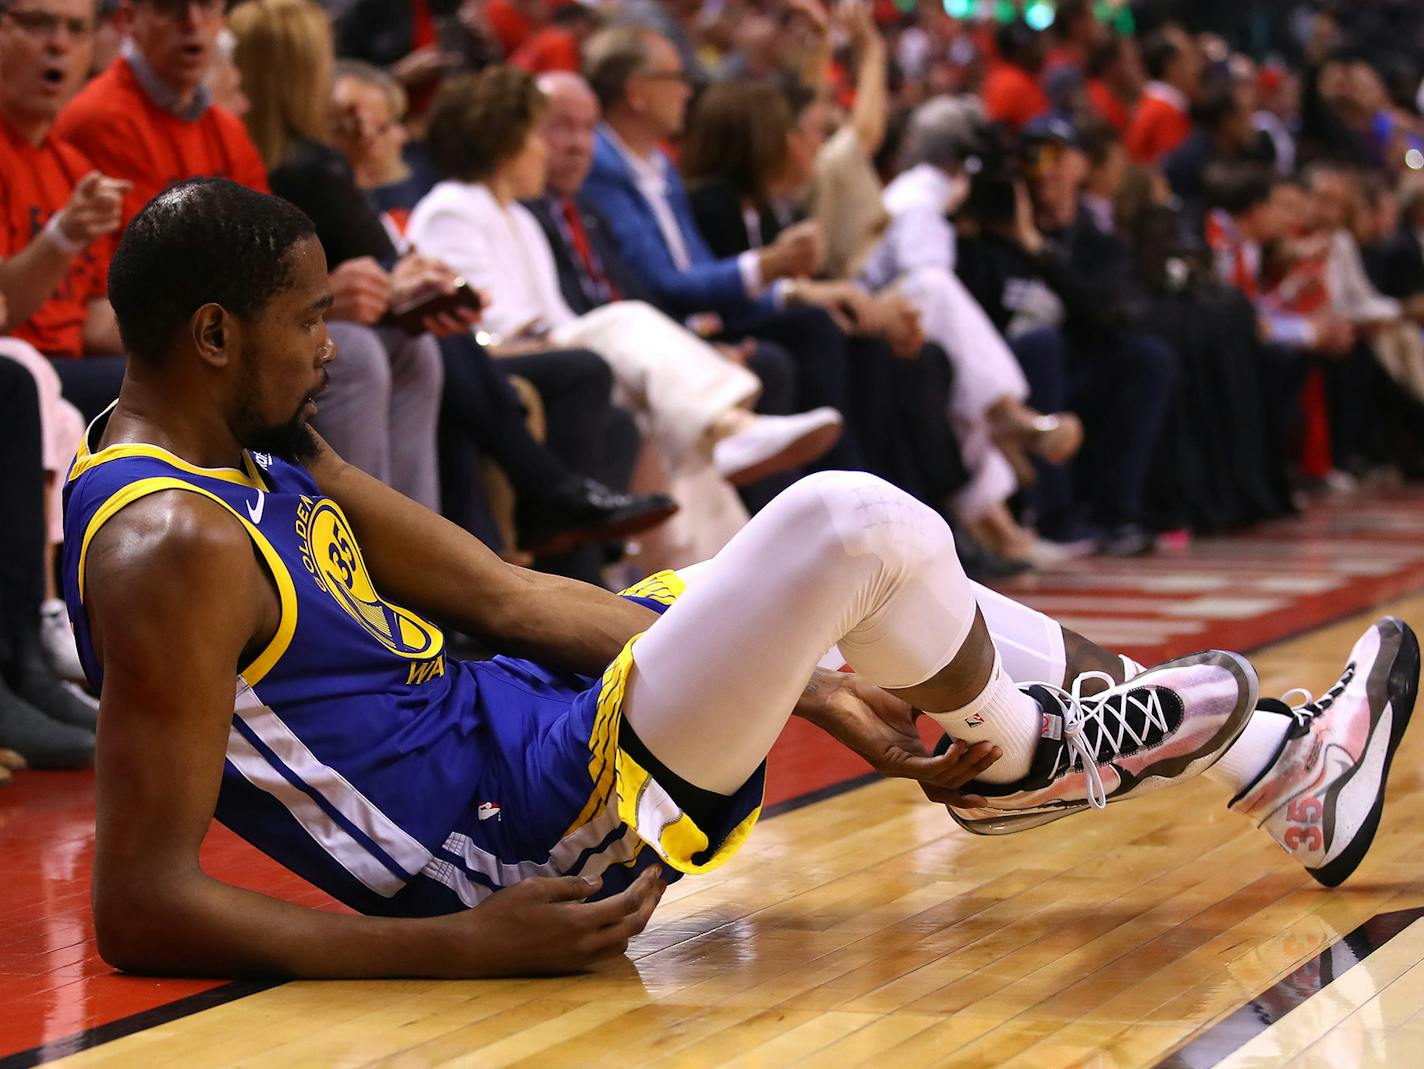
left=1098, top=523, right=1155, bottom=557
left=517, top=478, right=678, bottom=557
left=955, top=530, right=1032, bottom=582
left=14, top=638, right=98, bottom=732
left=0, top=677, right=94, bottom=770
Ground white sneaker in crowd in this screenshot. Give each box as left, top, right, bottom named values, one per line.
left=713, top=408, right=843, bottom=486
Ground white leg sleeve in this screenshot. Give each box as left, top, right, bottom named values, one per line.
left=549, top=300, right=760, bottom=466
left=972, top=581, right=1068, bottom=687
left=679, top=567, right=1069, bottom=688
left=626, top=472, right=979, bottom=794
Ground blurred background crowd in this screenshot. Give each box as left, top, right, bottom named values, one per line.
left=4, top=0, right=1424, bottom=778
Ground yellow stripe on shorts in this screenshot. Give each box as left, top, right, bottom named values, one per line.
left=561, top=570, right=763, bottom=874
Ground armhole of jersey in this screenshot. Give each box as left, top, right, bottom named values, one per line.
left=76, top=477, right=298, bottom=687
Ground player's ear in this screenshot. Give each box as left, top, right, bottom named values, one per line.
left=192, top=303, right=235, bottom=368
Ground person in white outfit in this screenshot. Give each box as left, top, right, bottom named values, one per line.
left=407, top=66, right=842, bottom=565
left=799, top=7, right=1081, bottom=562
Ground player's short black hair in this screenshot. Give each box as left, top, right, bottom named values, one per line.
left=108, top=178, right=317, bottom=365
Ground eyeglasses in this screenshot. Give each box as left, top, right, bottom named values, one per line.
left=0, top=8, right=95, bottom=39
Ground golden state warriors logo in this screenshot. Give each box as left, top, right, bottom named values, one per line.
left=296, top=496, right=444, bottom=661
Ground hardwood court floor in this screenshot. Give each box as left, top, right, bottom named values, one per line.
left=26, top=591, right=1424, bottom=1069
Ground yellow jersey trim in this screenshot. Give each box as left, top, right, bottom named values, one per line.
left=70, top=440, right=264, bottom=490
left=76, top=477, right=298, bottom=687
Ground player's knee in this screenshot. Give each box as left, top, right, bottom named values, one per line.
left=784, top=471, right=952, bottom=574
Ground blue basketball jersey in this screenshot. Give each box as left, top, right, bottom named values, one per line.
left=62, top=412, right=764, bottom=918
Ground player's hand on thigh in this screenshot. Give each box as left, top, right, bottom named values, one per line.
left=457, top=866, right=666, bottom=976
left=800, top=670, right=997, bottom=802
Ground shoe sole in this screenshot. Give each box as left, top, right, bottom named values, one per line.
left=1309, top=618, right=1419, bottom=888
left=947, top=649, right=1259, bottom=836
left=723, top=421, right=843, bottom=488
left=522, top=501, right=680, bottom=558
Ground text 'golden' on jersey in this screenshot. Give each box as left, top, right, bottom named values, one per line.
left=295, top=494, right=446, bottom=665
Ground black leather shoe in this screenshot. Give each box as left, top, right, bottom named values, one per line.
left=955, top=529, right=1032, bottom=582
left=517, top=478, right=678, bottom=557
left=14, top=637, right=98, bottom=732
left=0, top=677, right=94, bottom=770
left=1099, top=523, right=1155, bottom=557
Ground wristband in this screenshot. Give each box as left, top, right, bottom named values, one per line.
left=42, top=214, right=86, bottom=255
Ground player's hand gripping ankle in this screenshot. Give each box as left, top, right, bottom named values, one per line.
left=453, top=867, right=665, bottom=976
left=796, top=670, right=997, bottom=804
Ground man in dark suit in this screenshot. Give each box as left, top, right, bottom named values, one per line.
left=527, top=71, right=802, bottom=486
left=1371, top=187, right=1424, bottom=307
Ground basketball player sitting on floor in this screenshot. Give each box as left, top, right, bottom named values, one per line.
left=68, top=180, right=1418, bottom=978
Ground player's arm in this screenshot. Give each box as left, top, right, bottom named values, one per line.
left=87, top=492, right=659, bottom=978
left=306, top=436, right=658, bottom=675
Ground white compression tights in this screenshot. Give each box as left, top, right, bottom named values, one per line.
left=625, top=472, right=981, bottom=795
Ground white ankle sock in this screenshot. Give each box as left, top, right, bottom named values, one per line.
left=925, top=650, right=1043, bottom=783
left=1203, top=710, right=1292, bottom=795
left=1120, top=654, right=1145, bottom=679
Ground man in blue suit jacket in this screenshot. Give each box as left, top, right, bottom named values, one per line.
left=580, top=25, right=872, bottom=470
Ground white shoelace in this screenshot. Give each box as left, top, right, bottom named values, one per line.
left=1039, top=671, right=1172, bottom=810
left=1281, top=665, right=1352, bottom=730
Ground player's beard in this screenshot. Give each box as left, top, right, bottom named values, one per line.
left=232, top=345, right=321, bottom=464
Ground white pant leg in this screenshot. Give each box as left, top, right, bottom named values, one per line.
left=317, top=322, right=393, bottom=485
left=894, top=265, right=1029, bottom=421
left=627, top=472, right=979, bottom=794
left=1371, top=322, right=1424, bottom=404
left=0, top=338, right=86, bottom=542
left=378, top=327, right=444, bottom=511
left=949, top=422, right=1019, bottom=524
left=889, top=266, right=1022, bottom=522
left=549, top=300, right=760, bottom=467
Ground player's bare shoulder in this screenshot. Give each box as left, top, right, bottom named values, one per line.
left=83, top=489, right=278, bottom=665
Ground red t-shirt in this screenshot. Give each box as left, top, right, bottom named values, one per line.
left=486, top=0, right=533, bottom=57
left=53, top=56, right=269, bottom=227
left=0, top=115, right=111, bottom=357
left=1124, top=91, right=1190, bottom=164
left=1086, top=79, right=1128, bottom=134
left=511, top=28, right=580, bottom=74
left=982, top=62, right=1050, bottom=132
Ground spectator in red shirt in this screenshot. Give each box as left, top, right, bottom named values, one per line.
left=54, top=0, right=268, bottom=226
left=486, top=0, right=542, bottom=58
left=511, top=3, right=601, bottom=75
left=1042, top=0, right=1103, bottom=75
left=981, top=20, right=1049, bottom=133
left=1124, top=25, right=1200, bottom=164
left=1084, top=33, right=1142, bottom=135
left=0, top=0, right=133, bottom=419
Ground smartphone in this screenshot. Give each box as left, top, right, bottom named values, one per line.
left=384, top=276, right=484, bottom=335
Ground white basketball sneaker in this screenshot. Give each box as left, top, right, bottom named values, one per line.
left=944, top=651, right=1259, bottom=835
left=1230, top=617, right=1418, bottom=887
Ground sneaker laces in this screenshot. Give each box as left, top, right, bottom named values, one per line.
left=1281, top=664, right=1354, bottom=732
left=1039, top=671, right=1173, bottom=811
